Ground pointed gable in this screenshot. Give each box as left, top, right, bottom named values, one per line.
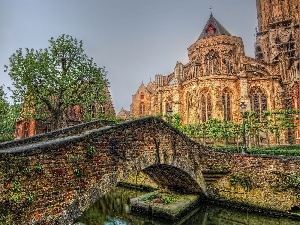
left=198, top=13, right=231, bottom=39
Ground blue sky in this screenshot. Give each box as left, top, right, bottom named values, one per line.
left=0, top=0, right=257, bottom=113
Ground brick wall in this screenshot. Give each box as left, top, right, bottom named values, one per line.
left=0, top=117, right=299, bottom=224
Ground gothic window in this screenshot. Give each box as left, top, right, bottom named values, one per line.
left=200, top=92, right=212, bottom=122
left=140, top=92, right=144, bottom=100
left=24, top=122, right=29, bottom=138
left=100, top=105, right=105, bottom=114
left=90, top=105, right=96, bottom=118
left=16, top=126, right=20, bottom=138
left=67, top=104, right=76, bottom=121
left=43, top=122, right=51, bottom=133
left=249, top=87, right=267, bottom=120
left=292, top=84, right=300, bottom=139
left=139, top=103, right=145, bottom=116
left=186, top=93, right=192, bottom=124
left=205, top=24, right=216, bottom=37
left=204, top=50, right=220, bottom=75
left=292, top=84, right=300, bottom=109
left=222, top=89, right=231, bottom=121
left=165, top=97, right=172, bottom=114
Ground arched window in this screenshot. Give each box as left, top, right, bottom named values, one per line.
left=249, top=87, right=267, bottom=120
left=100, top=105, right=105, bottom=114
left=24, top=122, right=29, bottom=138
left=222, top=89, right=231, bottom=121
left=165, top=97, right=172, bottom=114
left=200, top=92, right=212, bottom=122
left=140, top=92, right=144, bottom=100
left=139, top=103, right=145, bottom=116
left=186, top=92, right=192, bottom=124
left=90, top=105, right=96, bottom=118
left=204, top=50, right=220, bottom=75
left=292, top=83, right=300, bottom=140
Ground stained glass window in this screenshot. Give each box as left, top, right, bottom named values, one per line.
left=186, top=92, right=192, bottom=124
left=292, top=83, right=300, bottom=139
left=222, top=89, right=231, bottom=121
left=200, top=92, right=212, bottom=122
left=249, top=87, right=267, bottom=120
left=139, top=103, right=145, bottom=116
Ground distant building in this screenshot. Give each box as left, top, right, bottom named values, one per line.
left=129, top=0, right=300, bottom=144
left=15, top=88, right=115, bottom=139
left=116, top=107, right=131, bottom=120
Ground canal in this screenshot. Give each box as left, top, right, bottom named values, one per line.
left=74, top=187, right=300, bottom=225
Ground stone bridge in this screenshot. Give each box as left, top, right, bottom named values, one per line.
left=0, top=117, right=299, bottom=224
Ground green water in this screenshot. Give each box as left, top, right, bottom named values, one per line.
left=74, top=187, right=300, bottom=225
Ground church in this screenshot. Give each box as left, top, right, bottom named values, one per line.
left=129, top=0, right=300, bottom=144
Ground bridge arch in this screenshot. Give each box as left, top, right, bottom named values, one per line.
left=1, top=117, right=300, bottom=223
left=143, top=164, right=205, bottom=193
left=0, top=117, right=208, bottom=224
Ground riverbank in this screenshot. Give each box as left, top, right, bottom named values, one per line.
left=117, top=180, right=300, bottom=221
left=75, top=186, right=300, bottom=225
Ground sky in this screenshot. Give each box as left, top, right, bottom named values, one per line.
left=0, top=0, right=257, bottom=114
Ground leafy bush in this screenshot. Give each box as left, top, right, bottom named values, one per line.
left=140, top=191, right=158, bottom=202
left=249, top=145, right=300, bottom=156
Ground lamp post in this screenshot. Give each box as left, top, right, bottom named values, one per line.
left=240, top=101, right=247, bottom=154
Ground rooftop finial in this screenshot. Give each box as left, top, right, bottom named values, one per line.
left=209, top=5, right=213, bottom=14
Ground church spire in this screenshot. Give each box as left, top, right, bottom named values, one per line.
left=198, top=13, right=231, bottom=40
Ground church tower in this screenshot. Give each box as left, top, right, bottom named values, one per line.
left=255, top=0, right=299, bottom=68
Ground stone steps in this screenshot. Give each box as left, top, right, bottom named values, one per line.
left=202, top=170, right=229, bottom=185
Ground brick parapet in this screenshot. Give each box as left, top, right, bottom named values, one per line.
left=0, top=120, right=115, bottom=151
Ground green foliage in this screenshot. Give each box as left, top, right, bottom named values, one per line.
left=139, top=191, right=181, bottom=205
left=12, top=180, right=21, bottom=193
left=0, top=85, right=9, bottom=118
left=164, top=113, right=182, bottom=130
left=74, top=166, right=83, bottom=177
left=140, top=191, right=158, bottom=202
left=86, top=146, right=95, bottom=158
left=215, top=146, right=240, bottom=153
left=284, top=172, right=300, bottom=188
left=229, top=174, right=253, bottom=190
left=26, top=194, right=35, bottom=203
left=11, top=194, right=21, bottom=203
left=0, top=86, right=21, bottom=142
left=249, top=145, right=300, bottom=156
left=34, top=165, right=43, bottom=173
left=179, top=119, right=240, bottom=146
left=5, top=34, right=109, bottom=129
left=161, top=192, right=181, bottom=204
left=23, top=167, right=31, bottom=176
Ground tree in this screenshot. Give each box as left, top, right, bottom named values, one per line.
left=205, top=118, right=223, bottom=146
left=0, top=85, right=9, bottom=119
left=5, top=34, right=109, bottom=130
left=266, top=110, right=296, bottom=145
left=0, top=86, right=21, bottom=142
left=0, top=85, right=10, bottom=140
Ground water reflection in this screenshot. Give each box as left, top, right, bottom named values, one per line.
left=75, top=187, right=300, bottom=225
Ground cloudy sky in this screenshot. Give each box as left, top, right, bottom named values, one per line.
left=0, top=0, right=257, bottom=113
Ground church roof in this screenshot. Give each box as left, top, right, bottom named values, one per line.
left=198, top=13, right=231, bottom=40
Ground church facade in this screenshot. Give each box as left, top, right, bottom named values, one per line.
left=130, top=0, right=300, bottom=144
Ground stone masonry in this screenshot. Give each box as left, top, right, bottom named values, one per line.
left=0, top=117, right=299, bottom=224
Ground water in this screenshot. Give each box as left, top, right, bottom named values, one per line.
left=74, top=187, right=300, bottom=225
